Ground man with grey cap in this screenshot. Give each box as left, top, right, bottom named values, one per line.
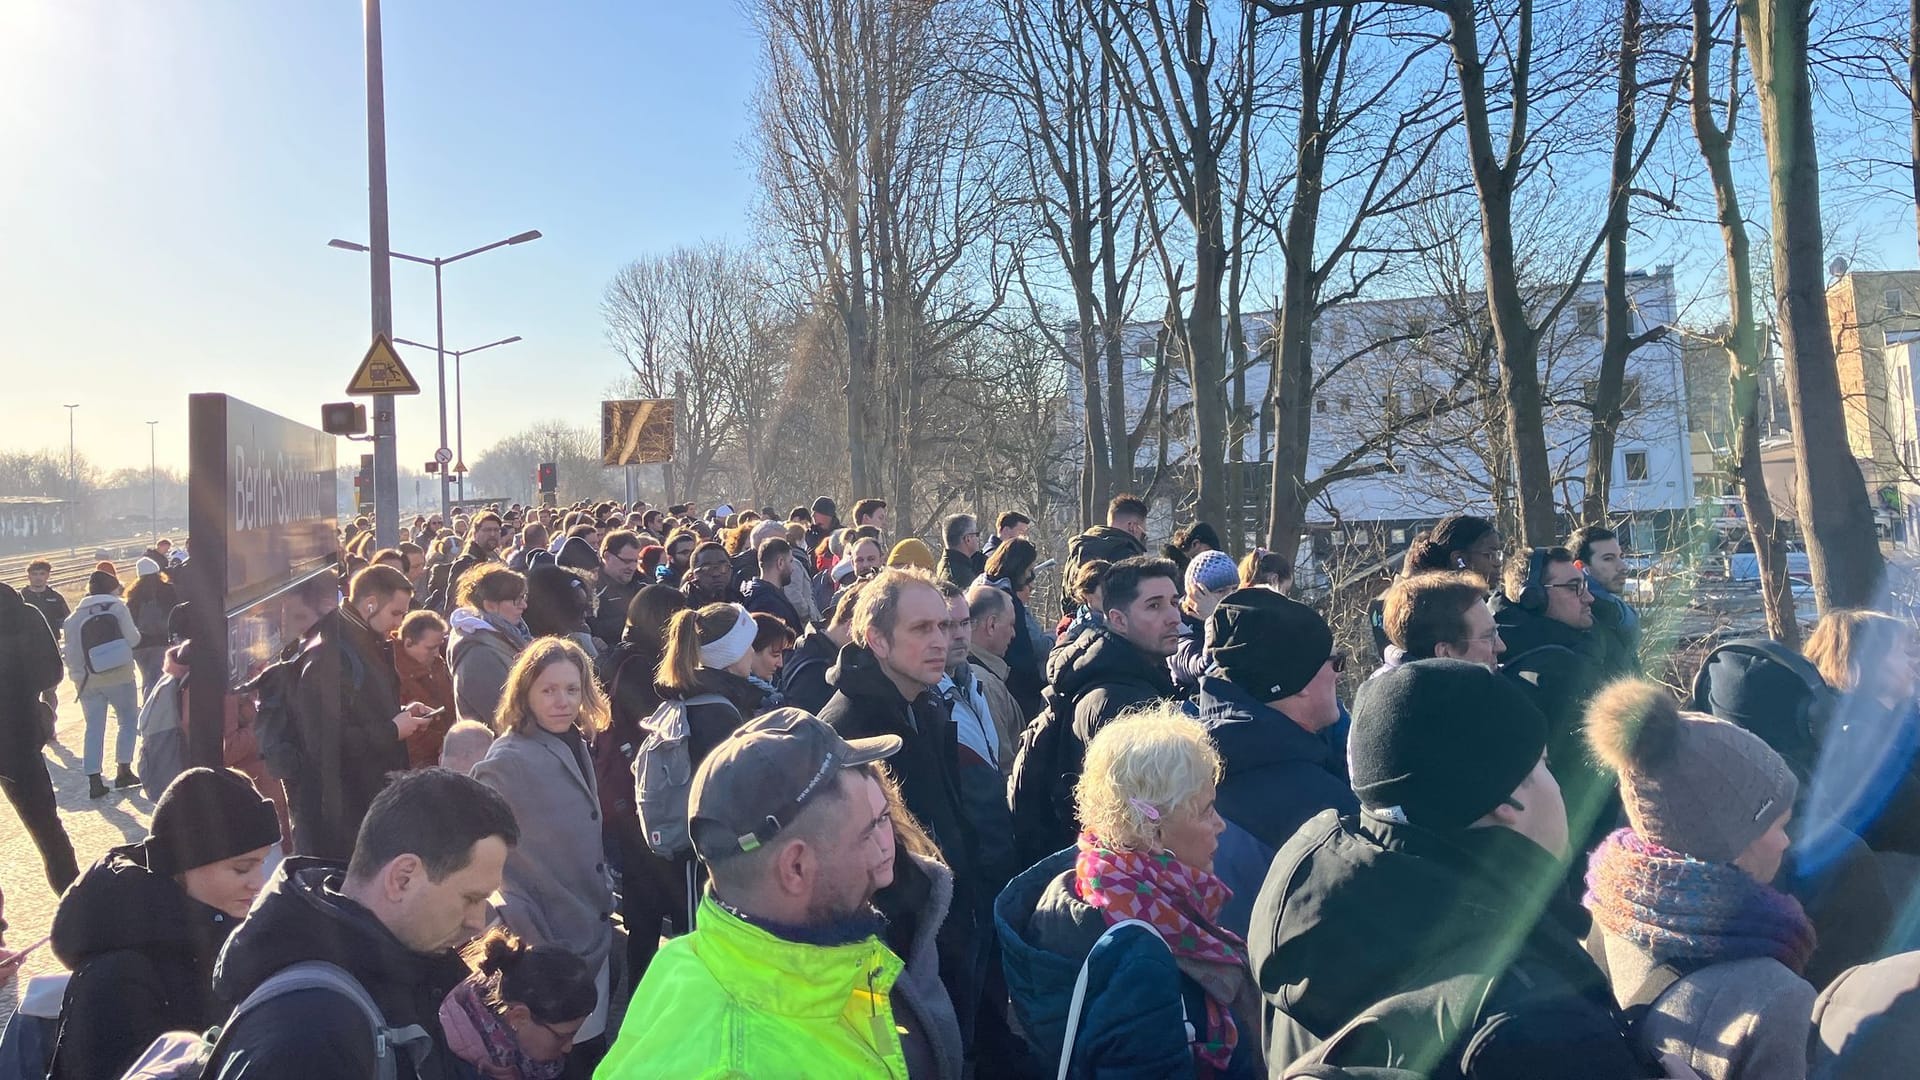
left=598, top=708, right=944, bottom=1078
left=1249, top=659, right=1668, bottom=1079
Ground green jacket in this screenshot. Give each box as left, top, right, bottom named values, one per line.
left=596, top=897, right=909, bottom=1079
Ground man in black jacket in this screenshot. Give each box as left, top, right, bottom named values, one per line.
left=818, top=568, right=990, bottom=1048
left=1059, top=494, right=1149, bottom=615
left=588, top=529, right=645, bottom=647
left=939, top=513, right=984, bottom=590
left=1009, top=555, right=1182, bottom=867
left=208, top=769, right=520, bottom=1080
left=1491, top=546, right=1615, bottom=855
left=289, top=566, right=438, bottom=861
left=739, top=536, right=805, bottom=636
left=0, top=582, right=78, bottom=893
left=1251, top=660, right=1654, bottom=1079
left=781, top=581, right=862, bottom=715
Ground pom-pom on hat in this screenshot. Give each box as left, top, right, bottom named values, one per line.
left=1585, top=679, right=1797, bottom=864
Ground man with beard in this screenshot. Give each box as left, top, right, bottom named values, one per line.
left=597, top=710, right=932, bottom=1077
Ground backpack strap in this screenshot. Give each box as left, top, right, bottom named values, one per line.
left=1056, top=919, right=1190, bottom=1080
left=216, top=960, right=432, bottom=1080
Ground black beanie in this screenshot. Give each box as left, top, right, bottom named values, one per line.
left=1207, top=588, right=1334, bottom=700
left=143, top=768, right=282, bottom=875
left=87, top=570, right=120, bottom=596
left=1349, top=659, right=1547, bottom=830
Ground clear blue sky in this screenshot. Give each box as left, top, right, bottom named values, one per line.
left=0, top=1, right=758, bottom=474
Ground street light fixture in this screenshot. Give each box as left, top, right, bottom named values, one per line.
left=395, top=335, right=522, bottom=501
left=63, top=404, right=78, bottom=555
left=327, top=229, right=541, bottom=521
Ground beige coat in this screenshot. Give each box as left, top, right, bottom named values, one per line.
left=968, top=650, right=1023, bottom=773
left=1599, top=932, right=1815, bottom=1080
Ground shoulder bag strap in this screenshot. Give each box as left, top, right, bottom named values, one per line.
left=213, top=960, right=432, bottom=1080
left=1057, top=918, right=1188, bottom=1080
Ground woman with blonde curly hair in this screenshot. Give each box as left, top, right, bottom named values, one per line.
left=471, top=637, right=617, bottom=1072
left=995, top=704, right=1259, bottom=1078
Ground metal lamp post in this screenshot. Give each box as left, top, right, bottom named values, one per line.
left=394, top=335, right=521, bottom=503
left=64, top=403, right=78, bottom=554
left=328, top=229, right=540, bottom=524
left=146, top=420, right=159, bottom=543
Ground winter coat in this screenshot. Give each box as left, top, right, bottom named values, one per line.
left=740, top=576, right=805, bottom=636
left=1809, top=950, right=1920, bottom=1079
left=596, top=896, right=910, bottom=1079
left=940, top=548, right=982, bottom=592
left=1593, top=932, right=1814, bottom=1080
left=819, top=645, right=980, bottom=893
left=1169, top=611, right=1209, bottom=694
left=1195, top=675, right=1359, bottom=937
left=1250, top=809, right=1649, bottom=1079
left=288, top=607, right=408, bottom=860
left=471, top=727, right=616, bottom=981
left=874, top=849, right=967, bottom=1080
left=590, top=568, right=644, bottom=647
left=1585, top=575, right=1642, bottom=677
left=996, top=848, right=1258, bottom=1079
left=48, top=845, right=239, bottom=1080
left=1061, top=525, right=1146, bottom=616
left=448, top=608, right=530, bottom=726
left=62, top=592, right=141, bottom=690
left=1054, top=627, right=1179, bottom=745
left=967, top=649, right=1024, bottom=772
left=20, top=584, right=71, bottom=640
left=1490, top=594, right=1618, bottom=853
left=394, top=645, right=455, bottom=768
left=779, top=629, right=842, bottom=716
left=126, top=575, right=179, bottom=661
left=206, top=858, right=472, bottom=1080
left=671, top=666, right=767, bottom=766
left=0, top=583, right=61, bottom=783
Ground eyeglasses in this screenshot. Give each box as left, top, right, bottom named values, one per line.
left=693, top=559, right=730, bottom=571
left=611, top=553, right=640, bottom=567
left=529, top=1017, right=581, bottom=1048
left=1546, top=579, right=1591, bottom=596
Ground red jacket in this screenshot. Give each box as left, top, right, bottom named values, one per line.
left=394, top=645, right=457, bottom=768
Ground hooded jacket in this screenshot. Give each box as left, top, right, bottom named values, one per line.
left=781, top=629, right=843, bottom=715
left=740, top=575, right=805, bottom=636
left=596, top=896, right=910, bottom=1079
left=62, top=591, right=141, bottom=689
left=1061, top=525, right=1146, bottom=616
left=0, top=582, right=61, bottom=783
left=448, top=608, right=530, bottom=726
left=1053, top=627, right=1178, bottom=745
left=49, top=845, right=240, bottom=1080
left=289, top=606, right=408, bottom=860
left=206, top=859, right=471, bottom=1080
left=1250, top=810, right=1649, bottom=1079
left=818, top=645, right=980, bottom=897
left=1195, top=675, right=1359, bottom=937
left=995, top=848, right=1257, bottom=1079
left=671, top=665, right=767, bottom=766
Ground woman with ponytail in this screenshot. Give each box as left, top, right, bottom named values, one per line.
left=439, top=926, right=597, bottom=1080
left=1583, top=680, right=1816, bottom=1080
left=655, top=602, right=768, bottom=764
left=1370, top=514, right=1503, bottom=660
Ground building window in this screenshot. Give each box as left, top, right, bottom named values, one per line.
left=1315, top=397, right=1328, bottom=414
left=1338, top=394, right=1352, bottom=413
left=1577, top=303, right=1601, bottom=337
left=1886, top=289, right=1905, bottom=314
left=1624, top=450, right=1650, bottom=483
left=1139, top=353, right=1156, bottom=372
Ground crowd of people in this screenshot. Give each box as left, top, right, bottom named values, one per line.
left=2, top=493, right=1920, bottom=1078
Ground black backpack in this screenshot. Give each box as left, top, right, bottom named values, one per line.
left=1008, top=685, right=1087, bottom=870
left=246, top=633, right=365, bottom=780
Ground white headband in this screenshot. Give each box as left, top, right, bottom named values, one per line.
left=700, top=604, right=758, bottom=670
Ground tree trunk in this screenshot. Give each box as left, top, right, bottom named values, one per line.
left=1182, top=1, right=1229, bottom=533
left=1583, top=0, right=1643, bottom=526
left=1266, top=10, right=1326, bottom=559
left=1911, top=0, right=1919, bottom=262
left=1447, top=0, right=1559, bottom=545
left=1740, top=0, right=1884, bottom=610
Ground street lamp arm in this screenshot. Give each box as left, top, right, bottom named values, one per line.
left=328, top=239, right=434, bottom=265
left=393, top=336, right=434, bottom=351
left=465, top=335, right=524, bottom=355
left=443, top=228, right=541, bottom=266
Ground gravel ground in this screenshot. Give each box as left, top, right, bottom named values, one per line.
left=1, top=691, right=156, bottom=1030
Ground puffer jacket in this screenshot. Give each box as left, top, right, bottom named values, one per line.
left=595, top=896, right=911, bottom=1078
left=996, top=848, right=1257, bottom=1078
left=448, top=609, right=530, bottom=726
left=49, top=845, right=240, bottom=1080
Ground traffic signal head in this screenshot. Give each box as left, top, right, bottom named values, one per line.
left=538, top=462, right=557, bottom=492
left=321, top=402, right=367, bottom=436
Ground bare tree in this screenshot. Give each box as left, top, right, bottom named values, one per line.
left=1741, top=0, right=1885, bottom=608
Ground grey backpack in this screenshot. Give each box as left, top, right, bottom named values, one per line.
left=117, top=960, right=430, bottom=1080
left=633, top=692, right=737, bottom=858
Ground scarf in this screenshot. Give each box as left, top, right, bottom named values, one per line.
left=1585, top=828, right=1816, bottom=975
left=1073, top=834, right=1250, bottom=1070
left=441, top=977, right=565, bottom=1080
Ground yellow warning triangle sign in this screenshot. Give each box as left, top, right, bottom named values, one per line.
left=346, top=334, right=422, bottom=396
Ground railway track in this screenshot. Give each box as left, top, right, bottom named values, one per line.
left=0, top=534, right=176, bottom=598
